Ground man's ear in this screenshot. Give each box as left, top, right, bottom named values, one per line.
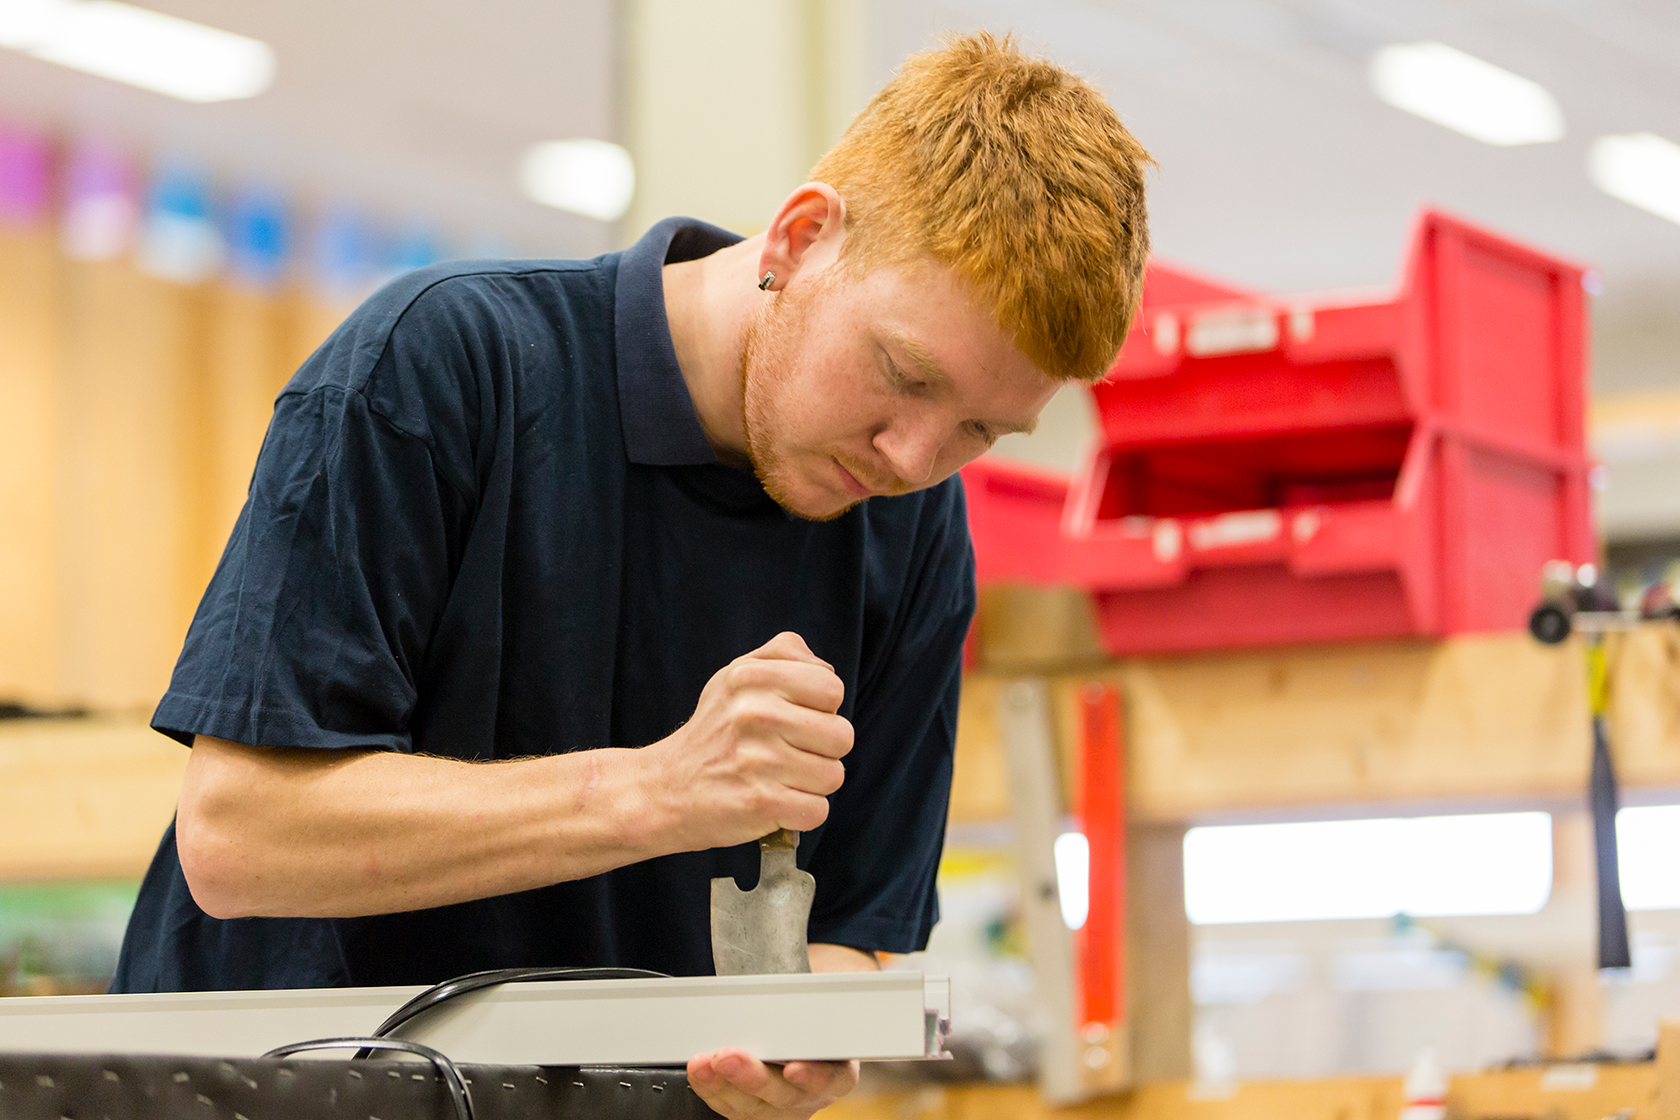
left=758, top=182, right=846, bottom=292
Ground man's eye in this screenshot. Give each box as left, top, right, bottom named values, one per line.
left=885, top=361, right=917, bottom=391
left=966, top=421, right=999, bottom=445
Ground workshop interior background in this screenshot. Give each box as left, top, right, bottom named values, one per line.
left=3, top=0, right=1680, bottom=1095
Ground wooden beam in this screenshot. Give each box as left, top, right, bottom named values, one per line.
left=0, top=717, right=185, bottom=881
left=955, top=626, right=1680, bottom=825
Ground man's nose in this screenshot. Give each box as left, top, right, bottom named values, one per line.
left=873, top=415, right=946, bottom=487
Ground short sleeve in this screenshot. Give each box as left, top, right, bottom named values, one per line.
left=804, top=481, right=976, bottom=953
left=151, top=373, right=469, bottom=753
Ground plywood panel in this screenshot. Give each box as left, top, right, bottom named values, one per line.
left=0, top=228, right=60, bottom=706
left=280, top=287, right=351, bottom=376
left=952, top=629, right=1636, bottom=825
left=0, top=716, right=185, bottom=880
left=1608, top=625, right=1680, bottom=789
left=1117, top=631, right=1592, bottom=820
left=203, top=283, right=297, bottom=563
left=56, top=260, right=212, bottom=711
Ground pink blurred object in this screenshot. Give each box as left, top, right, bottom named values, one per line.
left=0, top=126, right=50, bottom=226
left=62, top=138, right=138, bottom=259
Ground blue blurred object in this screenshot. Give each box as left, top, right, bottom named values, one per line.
left=138, top=164, right=224, bottom=283
left=227, top=187, right=290, bottom=287
left=388, top=226, right=439, bottom=274
left=309, top=205, right=380, bottom=301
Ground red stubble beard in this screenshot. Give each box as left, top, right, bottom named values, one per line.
left=740, top=271, right=863, bottom=523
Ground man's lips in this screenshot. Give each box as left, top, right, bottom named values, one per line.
left=834, top=459, right=876, bottom=499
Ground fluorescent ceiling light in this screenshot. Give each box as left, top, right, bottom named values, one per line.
left=0, top=0, right=274, bottom=102
left=1184, top=812, right=1553, bottom=924
left=1589, top=133, right=1680, bottom=227
left=520, top=139, right=635, bottom=223
left=1370, top=42, right=1564, bottom=146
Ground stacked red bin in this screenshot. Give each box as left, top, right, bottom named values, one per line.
left=962, top=210, right=1595, bottom=655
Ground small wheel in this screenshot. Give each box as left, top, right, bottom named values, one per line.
left=1529, top=604, right=1572, bottom=645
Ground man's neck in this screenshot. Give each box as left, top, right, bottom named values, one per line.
left=663, top=235, right=762, bottom=466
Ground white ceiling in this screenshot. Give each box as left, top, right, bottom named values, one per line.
left=0, top=0, right=620, bottom=258
left=874, top=0, right=1680, bottom=293
left=1, top=0, right=1676, bottom=396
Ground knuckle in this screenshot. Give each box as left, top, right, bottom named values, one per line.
left=796, top=797, right=830, bottom=831
left=727, top=692, right=773, bottom=728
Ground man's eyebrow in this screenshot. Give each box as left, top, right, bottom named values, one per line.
left=885, top=330, right=952, bottom=386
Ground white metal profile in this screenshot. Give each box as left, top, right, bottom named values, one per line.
left=0, top=972, right=951, bottom=1066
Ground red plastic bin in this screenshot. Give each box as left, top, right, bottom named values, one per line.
left=963, top=210, right=1595, bottom=655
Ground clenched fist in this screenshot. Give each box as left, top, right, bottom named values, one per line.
left=634, top=632, right=854, bottom=852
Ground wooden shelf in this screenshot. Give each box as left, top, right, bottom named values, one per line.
left=955, top=592, right=1680, bottom=825
left=0, top=716, right=185, bottom=881
left=825, top=1059, right=1659, bottom=1119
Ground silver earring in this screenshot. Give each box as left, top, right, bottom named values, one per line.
left=758, top=271, right=775, bottom=291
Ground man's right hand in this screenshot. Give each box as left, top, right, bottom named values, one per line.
left=635, top=632, right=853, bottom=852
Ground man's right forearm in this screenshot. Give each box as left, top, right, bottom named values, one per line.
left=177, top=632, right=855, bottom=921
left=176, top=736, right=673, bottom=919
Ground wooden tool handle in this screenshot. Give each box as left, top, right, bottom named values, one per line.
left=762, top=828, right=800, bottom=850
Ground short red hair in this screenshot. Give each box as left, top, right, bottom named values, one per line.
left=812, top=31, right=1153, bottom=382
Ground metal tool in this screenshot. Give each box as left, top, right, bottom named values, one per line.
left=710, top=828, right=814, bottom=976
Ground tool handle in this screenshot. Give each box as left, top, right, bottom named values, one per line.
left=761, top=828, right=800, bottom=851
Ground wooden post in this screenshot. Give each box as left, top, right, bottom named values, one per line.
left=1127, top=822, right=1192, bottom=1082
left=1546, top=810, right=1605, bottom=1059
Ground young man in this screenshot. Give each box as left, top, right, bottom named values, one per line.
left=112, top=31, right=1151, bottom=1120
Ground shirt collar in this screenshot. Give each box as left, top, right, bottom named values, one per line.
left=614, top=216, right=744, bottom=467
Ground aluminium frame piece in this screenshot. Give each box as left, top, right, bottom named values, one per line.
left=0, top=972, right=951, bottom=1066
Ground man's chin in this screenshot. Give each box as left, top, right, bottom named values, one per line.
left=776, top=490, right=861, bottom=523
left=755, top=467, right=859, bottom=522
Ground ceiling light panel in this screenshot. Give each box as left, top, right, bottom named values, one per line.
left=1589, top=133, right=1680, bottom=228
left=519, top=139, right=635, bottom=223
left=1369, top=42, right=1564, bottom=146
left=0, top=0, right=274, bottom=103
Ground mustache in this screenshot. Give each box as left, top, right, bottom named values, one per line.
left=836, top=455, right=911, bottom=496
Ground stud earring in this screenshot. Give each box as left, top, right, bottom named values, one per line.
left=758, top=271, right=776, bottom=291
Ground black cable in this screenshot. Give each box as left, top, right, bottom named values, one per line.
left=369, top=966, right=670, bottom=1041
left=262, top=1036, right=475, bottom=1120
left=1591, top=714, right=1633, bottom=970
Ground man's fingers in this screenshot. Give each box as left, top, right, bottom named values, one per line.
left=783, top=1060, right=860, bottom=1099
left=748, top=631, right=832, bottom=671
left=687, top=1052, right=796, bottom=1118
left=769, top=706, right=853, bottom=761
left=728, top=657, right=845, bottom=716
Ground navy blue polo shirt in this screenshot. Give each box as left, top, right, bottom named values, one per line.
left=111, top=218, right=975, bottom=993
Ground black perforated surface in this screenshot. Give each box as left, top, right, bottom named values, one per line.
left=0, top=1052, right=721, bottom=1118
